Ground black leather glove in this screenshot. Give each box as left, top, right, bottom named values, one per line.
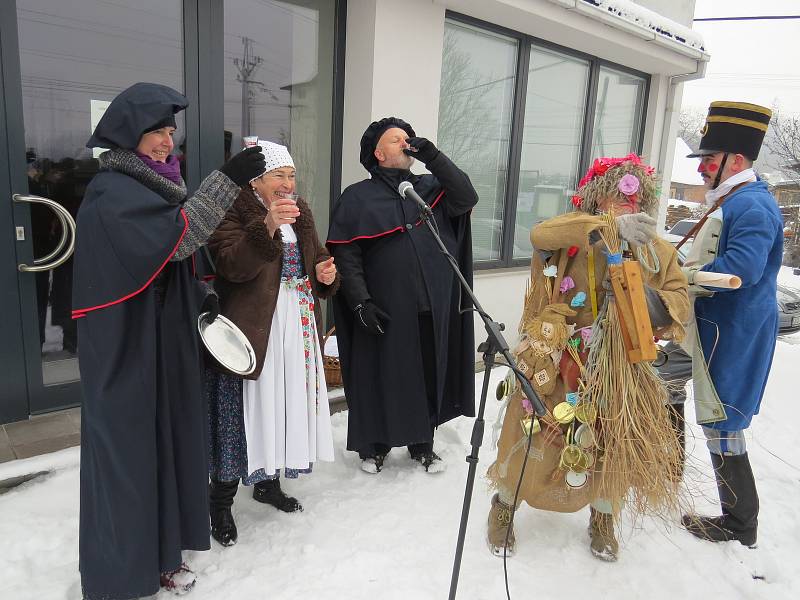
left=354, top=301, right=390, bottom=335
left=403, top=137, right=440, bottom=165
left=200, top=292, right=220, bottom=322
left=219, top=146, right=266, bottom=187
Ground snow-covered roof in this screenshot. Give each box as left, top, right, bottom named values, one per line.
left=671, top=138, right=704, bottom=186
left=586, top=1, right=704, bottom=51
left=550, top=0, right=707, bottom=58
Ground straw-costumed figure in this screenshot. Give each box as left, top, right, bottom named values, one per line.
left=486, top=153, right=690, bottom=561
left=576, top=155, right=686, bottom=520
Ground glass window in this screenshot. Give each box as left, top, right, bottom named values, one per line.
left=590, top=66, right=647, bottom=160
left=16, top=0, right=184, bottom=387
left=437, top=21, right=517, bottom=262
left=224, top=0, right=336, bottom=236
left=437, top=16, right=649, bottom=268
left=513, top=46, right=590, bottom=259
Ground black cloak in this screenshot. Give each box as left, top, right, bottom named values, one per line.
left=73, top=83, right=210, bottom=600
left=327, top=152, right=478, bottom=452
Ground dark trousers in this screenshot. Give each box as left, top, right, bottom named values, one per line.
left=359, top=313, right=437, bottom=459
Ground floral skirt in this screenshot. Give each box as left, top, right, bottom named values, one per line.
left=206, top=276, right=333, bottom=484
left=206, top=369, right=310, bottom=485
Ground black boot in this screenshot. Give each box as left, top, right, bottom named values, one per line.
left=666, top=403, right=686, bottom=480
left=253, top=478, right=303, bottom=512
left=682, top=452, right=759, bottom=547
left=209, top=478, right=239, bottom=547
left=408, top=441, right=445, bottom=473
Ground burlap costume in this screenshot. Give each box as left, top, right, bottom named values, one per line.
left=487, top=211, right=689, bottom=512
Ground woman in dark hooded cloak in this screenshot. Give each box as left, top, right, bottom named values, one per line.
left=72, top=82, right=265, bottom=599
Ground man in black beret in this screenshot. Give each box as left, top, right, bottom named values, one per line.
left=658, top=101, right=783, bottom=548
left=328, top=117, right=478, bottom=473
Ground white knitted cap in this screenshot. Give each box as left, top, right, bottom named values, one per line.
left=251, top=140, right=294, bottom=181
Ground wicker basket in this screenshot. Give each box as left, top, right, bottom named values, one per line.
left=322, top=327, right=342, bottom=388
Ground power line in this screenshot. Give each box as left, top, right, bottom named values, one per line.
left=694, top=15, right=800, bottom=22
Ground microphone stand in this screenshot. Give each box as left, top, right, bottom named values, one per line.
left=410, top=200, right=546, bottom=600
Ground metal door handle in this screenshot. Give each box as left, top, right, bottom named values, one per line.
left=13, top=194, right=77, bottom=272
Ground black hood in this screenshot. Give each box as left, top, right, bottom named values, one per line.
left=87, top=82, right=188, bottom=150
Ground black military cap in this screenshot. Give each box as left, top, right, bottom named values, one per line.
left=359, top=117, right=415, bottom=170
left=687, top=101, right=772, bottom=161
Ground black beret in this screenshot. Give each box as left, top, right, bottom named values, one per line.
left=359, top=117, right=416, bottom=170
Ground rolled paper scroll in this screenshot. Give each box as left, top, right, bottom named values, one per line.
left=693, top=271, right=742, bottom=289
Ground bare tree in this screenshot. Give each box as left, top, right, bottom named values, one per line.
left=764, top=108, right=800, bottom=176
left=677, top=108, right=705, bottom=151
left=437, top=28, right=499, bottom=168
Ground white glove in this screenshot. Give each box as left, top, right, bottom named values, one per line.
left=616, top=213, right=657, bottom=246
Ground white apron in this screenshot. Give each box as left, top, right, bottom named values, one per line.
left=242, top=224, right=335, bottom=475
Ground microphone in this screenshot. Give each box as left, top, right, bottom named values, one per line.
left=398, top=181, right=433, bottom=216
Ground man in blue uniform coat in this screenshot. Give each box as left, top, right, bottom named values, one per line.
left=663, top=101, right=783, bottom=547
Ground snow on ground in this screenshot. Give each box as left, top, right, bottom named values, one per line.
left=778, top=266, right=800, bottom=291
left=2, top=338, right=800, bottom=600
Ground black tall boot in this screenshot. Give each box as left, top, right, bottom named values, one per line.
left=682, top=452, right=759, bottom=547
left=666, top=403, right=686, bottom=480
left=209, top=478, right=239, bottom=547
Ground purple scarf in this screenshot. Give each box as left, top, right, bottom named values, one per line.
left=135, top=151, right=183, bottom=185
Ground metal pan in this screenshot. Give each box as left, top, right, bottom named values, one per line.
left=197, top=312, right=256, bottom=376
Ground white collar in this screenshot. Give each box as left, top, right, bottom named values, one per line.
left=705, top=168, right=756, bottom=206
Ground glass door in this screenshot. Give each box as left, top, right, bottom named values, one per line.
left=1, top=0, right=184, bottom=416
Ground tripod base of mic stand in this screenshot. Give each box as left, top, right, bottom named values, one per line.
left=448, top=335, right=504, bottom=600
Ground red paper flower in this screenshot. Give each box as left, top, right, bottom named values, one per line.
left=577, top=154, right=650, bottom=189
left=592, top=158, right=610, bottom=177
left=567, top=245, right=579, bottom=257
left=571, top=194, right=583, bottom=207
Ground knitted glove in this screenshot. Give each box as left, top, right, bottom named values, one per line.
left=354, top=301, right=390, bottom=335
left=219, top=146, right=266, bottom=187
left=403, top=137, right=440, bottom=165
left=616, top=213, right=657, bottom=246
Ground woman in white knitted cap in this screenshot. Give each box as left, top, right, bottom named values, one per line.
left=205, top=141, right=339, bottom=546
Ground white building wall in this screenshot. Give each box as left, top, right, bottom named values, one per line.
left=342, top=0, right=446, bottom=191
left=340, top=0, right=702, bottom=358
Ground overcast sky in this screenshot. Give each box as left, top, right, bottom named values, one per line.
left=681, top=0, right=800, bottom=116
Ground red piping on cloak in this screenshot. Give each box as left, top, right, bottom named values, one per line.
left=71, top=209, right=190, bottom=319
left=326, top=190, right=446, bottom=245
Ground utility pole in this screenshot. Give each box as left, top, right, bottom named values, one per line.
left=234, top=37, right=263, bottom=139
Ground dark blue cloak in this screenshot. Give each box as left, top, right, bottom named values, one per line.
left=73, top=170, right=210, bottom=599
left=327, top=161, right=477, bottom=451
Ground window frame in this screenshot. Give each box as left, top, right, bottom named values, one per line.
left=443, top=12, right=650, bottom=270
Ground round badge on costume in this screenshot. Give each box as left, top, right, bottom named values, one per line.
left=566, top=470, right=588, bottom=489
